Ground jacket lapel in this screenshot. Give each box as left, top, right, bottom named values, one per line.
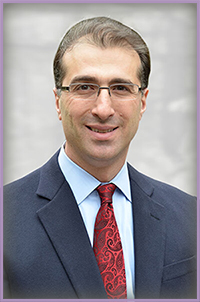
left=36, top=151, right=107, bottom=299
left=128, top=165, right=166, bottom=299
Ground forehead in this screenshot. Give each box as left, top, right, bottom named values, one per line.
left=62, top=42, right=141, bottom=84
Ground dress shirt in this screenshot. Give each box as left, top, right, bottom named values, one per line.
left=58, top=144, right=135, bottom=298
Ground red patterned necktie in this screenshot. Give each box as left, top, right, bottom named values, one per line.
left=93, top=183, right=127, bottom=299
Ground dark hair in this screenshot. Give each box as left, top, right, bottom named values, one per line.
left=53, top=17, right=151, bottom=90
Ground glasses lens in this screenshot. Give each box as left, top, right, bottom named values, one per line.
left=70, top=83, right=98, bottom=99
left=110, top=84, right=139, bottom=100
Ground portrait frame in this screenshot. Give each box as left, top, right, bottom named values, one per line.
left=0, top=0, right=199, bottom=301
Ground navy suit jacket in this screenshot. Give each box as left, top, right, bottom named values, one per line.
left=3, top=150, right=197, bottom=299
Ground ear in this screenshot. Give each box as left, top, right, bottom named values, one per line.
left=53, top=87, right=62, bottom=121
left=139, top=88, right=148, bottom=120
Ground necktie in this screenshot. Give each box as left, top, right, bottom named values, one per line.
left=93, top=183, right=127, bottom=299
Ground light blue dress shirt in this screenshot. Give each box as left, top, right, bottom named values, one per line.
left=58, top=145, right=135, bottom=298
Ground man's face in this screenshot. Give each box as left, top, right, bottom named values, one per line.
left=54, top=42, right=148, bottom=174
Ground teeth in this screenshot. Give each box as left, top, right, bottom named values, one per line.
left=90, top=128, right=114, bottom=133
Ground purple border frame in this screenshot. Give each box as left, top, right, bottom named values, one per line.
left=0, top=1, right=199, bottom=302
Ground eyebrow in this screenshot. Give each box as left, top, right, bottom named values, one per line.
left=70, top=75, right=97, bottom=83
left=109, top=78, right=133, bottom=85
left=70, top=76, right=134, bottom=85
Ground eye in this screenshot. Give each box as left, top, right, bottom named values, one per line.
left=80, top=84, right=98, bottom=91
left=70, top=83, right=97, bottom=93
left=79, top=84, right=92, bottom=90
left=69, top=83, right=99, bottom=97
left=115, top=85, right=128, bottom=91
left=111, top=84, right=131, bottom=93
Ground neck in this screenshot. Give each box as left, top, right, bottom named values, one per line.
left=65, top=147, right=127, bottom=183
left=84, top=160, right=125, bottom=183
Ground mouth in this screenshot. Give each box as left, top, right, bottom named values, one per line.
left=86, top=126, right=118, bottom=133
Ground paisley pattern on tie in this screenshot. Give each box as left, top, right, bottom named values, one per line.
left=93, top=184, right=127, bottom=299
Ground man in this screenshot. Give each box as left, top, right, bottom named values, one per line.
left=4, top=17, right=197, bottom=299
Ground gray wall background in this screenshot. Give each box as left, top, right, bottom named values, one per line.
left=3, top=3, right=197, bottom=195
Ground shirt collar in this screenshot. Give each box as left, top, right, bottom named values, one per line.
left=58, top=143, right=131, bottom=205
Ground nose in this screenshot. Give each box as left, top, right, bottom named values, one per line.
left=91, top=89, right=115, bottom=121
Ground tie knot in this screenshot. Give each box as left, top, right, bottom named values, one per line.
left=97, top=183, right=116, bottom=205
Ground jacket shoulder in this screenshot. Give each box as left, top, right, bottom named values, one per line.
left=127, top=163, right=196, bottom=202
left=4, top=150, right=61, bottom=201
left=4, top=168, right=40, bottom=198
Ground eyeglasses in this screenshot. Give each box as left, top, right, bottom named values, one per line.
left=58, top=83, right=142, bottom=101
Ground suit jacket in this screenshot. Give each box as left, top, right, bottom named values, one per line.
left=3, top=150, right=197, bottom=299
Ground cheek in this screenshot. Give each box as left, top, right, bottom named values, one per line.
left=61, top=99, right=89, bottom=131
left=120, top=101, right=141, bottom=121
left=59, top=100, right=74, bottom=132
left=121, top=103, right=141, bottom=133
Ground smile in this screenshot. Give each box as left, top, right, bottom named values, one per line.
left=86, top=126, right=118, bottom=133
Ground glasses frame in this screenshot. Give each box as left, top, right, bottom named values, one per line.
left=57, top=83, right=142, bottom=99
